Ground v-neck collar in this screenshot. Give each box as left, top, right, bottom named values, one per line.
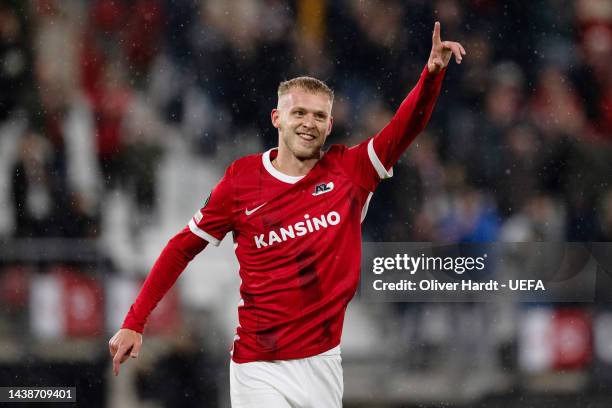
left=262, top=148, right=314, bottom=184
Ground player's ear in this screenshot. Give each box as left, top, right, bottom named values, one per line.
left=271, top=109, right=280, bottom=129
left=326, top=115, right=334, bottom=136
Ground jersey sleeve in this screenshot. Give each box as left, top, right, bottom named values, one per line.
left=337, top=137, right=392, bottom=193
left=187, top=164, right=235, bottom=245
left=339, top=65, right=446, bottom=192
left=122, top=226, right=207, bottom=333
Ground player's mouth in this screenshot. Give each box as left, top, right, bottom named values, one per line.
left=296, top=132, right=317, bottom=141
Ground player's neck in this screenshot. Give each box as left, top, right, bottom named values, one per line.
left=272, top=147, right=320, bottom=177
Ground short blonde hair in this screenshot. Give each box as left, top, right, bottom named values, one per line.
left=277, top=76, right=334, bottom=102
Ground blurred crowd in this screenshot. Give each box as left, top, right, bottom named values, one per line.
left=0, top=0, right=612, bottom=406
left=0, top=0, right=611, bottom=243
left=0, top=0, right=611, bottom=245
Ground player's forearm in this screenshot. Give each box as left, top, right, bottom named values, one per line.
left=121, top=227, right=207, bottom=333
left=373, top=64, right=446, bottom=169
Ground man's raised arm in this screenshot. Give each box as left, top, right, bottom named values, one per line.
left=372, top=21, right=466, bottom=171
left=108, top=227, right=208, bottom=376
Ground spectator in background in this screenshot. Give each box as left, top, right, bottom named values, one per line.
left=31, top=64, right=101, bottom=239
left=500, top=193, right=566, bottom=242
left=87, top=58, right=134, bottom=188
left=77, top=0, right=170, bottom=227
left=495, top=124, right=541, bottom=217
left=24, top=0, right=102, bottom=237
left=84, top=54, right=166, bottom=224
left=119, top=92, right=166, bottom=224
left=466, top=62, right=525, bottom=189
left=574, top=0, right=612, bottom=140
left=10, top=127, right=98, bottom=238
left=531, top=65, right=586, bottom=140
left=0, top=2, right=31, bottom=122
left=82, top=0, right=164, bottom=89
left=11, top=129, right=58, bottom=237
left=438, top=187, right=501, bottom=243
left=203, top=0, right=293, bottom=148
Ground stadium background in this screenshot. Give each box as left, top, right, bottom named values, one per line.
left=0, top=0, right=611, bottom=406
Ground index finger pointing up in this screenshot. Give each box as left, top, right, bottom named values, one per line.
left=433, top=21, right=441, bottom=45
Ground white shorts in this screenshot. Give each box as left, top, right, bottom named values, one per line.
left=230, top=346, right=343, bottom=408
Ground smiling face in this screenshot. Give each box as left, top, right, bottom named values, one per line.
left=271, top=86, right=334, bottom=161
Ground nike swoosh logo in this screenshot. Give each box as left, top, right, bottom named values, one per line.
left=245, top=202, right=267, bottom=216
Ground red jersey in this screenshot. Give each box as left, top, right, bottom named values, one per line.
left=122, top=66, right=446, bottom=363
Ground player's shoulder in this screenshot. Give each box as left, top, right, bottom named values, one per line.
left=225, top=151, right=264, bottom=178
left=323, top=143, right=365, bottom=165
left=324, top=143, right=350, bottom=158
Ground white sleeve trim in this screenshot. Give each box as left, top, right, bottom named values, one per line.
left=188, top=219, right=221, bottom=246
left=367, top=138, right=393, bottom=179
left=361, top=192, right=373, bottom=223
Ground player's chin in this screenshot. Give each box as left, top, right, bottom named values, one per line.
left=294, top=143, right=321, bottom=160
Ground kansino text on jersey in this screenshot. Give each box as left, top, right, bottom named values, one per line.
left=253, top=211, right=341, bottom=249
left=372, top=279, right=546, bottom=291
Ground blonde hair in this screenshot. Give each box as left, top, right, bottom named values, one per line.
left=277, top=76, right=334, bottom=102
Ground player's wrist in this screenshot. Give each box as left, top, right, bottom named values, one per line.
left=121, top=319, right=145, bottom=334
left=424, top=63, right=447, bottom=79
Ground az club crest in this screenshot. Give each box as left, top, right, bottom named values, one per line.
left=312, top=182, right=334, bottom=196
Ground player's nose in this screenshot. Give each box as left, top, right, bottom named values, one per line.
left=301, top=115, right=316, bottom=129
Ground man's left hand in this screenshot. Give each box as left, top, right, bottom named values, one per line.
left=428, top=21, right=466, bottom=74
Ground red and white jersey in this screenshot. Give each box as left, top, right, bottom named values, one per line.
left=189, top=138, right=391, bottom=362
left=121, top=66, right=445, bottom=363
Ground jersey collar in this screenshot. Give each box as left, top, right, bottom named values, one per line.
left=262, top=148, right=306, bottom=184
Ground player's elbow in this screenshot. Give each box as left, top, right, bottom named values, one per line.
left=167, top=232, right=207, bottom=261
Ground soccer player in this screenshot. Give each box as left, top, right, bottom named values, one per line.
left=109, top=22, right=465, bottom=407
